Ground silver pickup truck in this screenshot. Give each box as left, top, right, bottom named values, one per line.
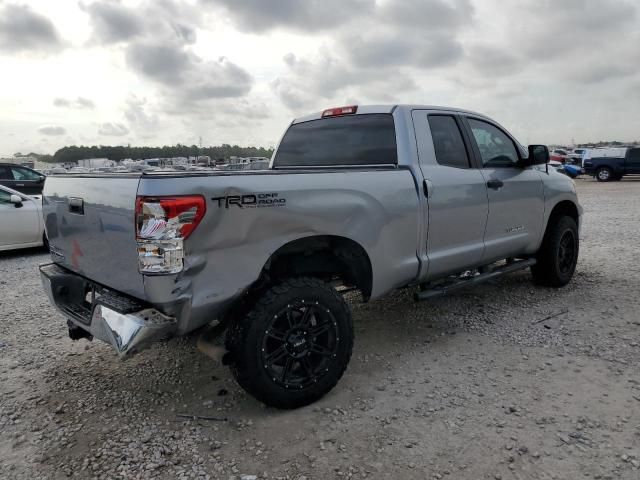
left=40, top=104, right=581, bottom=408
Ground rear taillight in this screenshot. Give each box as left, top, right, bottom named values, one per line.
left=135, top=196, right=206, bottom=274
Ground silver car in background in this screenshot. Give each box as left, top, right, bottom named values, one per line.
left=0, top=185, right=46, bottom=251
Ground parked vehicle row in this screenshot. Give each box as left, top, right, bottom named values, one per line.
left=39, top=104, right=581, bottom=409
left=550, top=148, right=586, bottom=166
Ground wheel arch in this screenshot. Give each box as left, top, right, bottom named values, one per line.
left=259, top=235, right=373, bottom=301
left=545, top=200, right=580, bottom=236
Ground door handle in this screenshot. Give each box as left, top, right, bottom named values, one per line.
left=487, top=179, right=504, bottom=190
left=422, top=179, right=433, bottom=198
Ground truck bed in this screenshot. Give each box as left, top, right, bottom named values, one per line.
left=42, top=168, right=420, bottom=334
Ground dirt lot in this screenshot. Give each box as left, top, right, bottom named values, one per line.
left=1, top=178, right=640, bottom=480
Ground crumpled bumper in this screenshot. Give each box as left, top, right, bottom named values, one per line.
left=39, top=263, right=177, bottom=357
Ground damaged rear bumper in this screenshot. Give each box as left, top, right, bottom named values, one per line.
left=39, top=263, right=176, bottom=357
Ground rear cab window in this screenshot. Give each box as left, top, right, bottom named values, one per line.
left=428, top=115, right=470, bottom=169
left=273, top=114, right=397, bottom=168
left=628, top=148, right=640, bottom=161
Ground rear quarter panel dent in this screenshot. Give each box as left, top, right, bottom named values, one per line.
left=139, top=170, right=420, bottom=330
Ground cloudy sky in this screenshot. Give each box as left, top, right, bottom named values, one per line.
left=1, top=0, right=639, bottom=156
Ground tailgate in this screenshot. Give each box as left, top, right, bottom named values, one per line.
left=42, top=175, right=145, bottom=299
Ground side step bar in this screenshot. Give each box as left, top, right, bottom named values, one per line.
left=414, top=258, right=537, bottom=301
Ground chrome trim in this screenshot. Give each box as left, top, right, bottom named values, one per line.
left=272, top=164, right=397, bottom=170
left=91, top=305, right=176, bottom=356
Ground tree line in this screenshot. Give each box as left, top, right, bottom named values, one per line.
left=47, top=144, right=274, bottom=164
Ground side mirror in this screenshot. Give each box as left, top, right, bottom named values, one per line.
left=526, top=145, right=550, bottom=166
left=37, top=175, right=45, bottom=183
left=10, top=194, right=23, bottom=207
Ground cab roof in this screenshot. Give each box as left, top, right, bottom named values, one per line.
left=292, top=104, right=491, bottom=124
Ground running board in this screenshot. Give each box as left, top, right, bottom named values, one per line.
left=414, top=258, right=537, bottom=301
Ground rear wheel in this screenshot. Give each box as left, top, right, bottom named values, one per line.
left=226, top=277, right=353, bottom=409
left=596, top=167, right=612, bottom=182
left=531, top=216, right=579, bottom=287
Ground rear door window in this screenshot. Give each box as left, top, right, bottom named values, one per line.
left=0, top=166, right=11, bottom=179
left=428, top=115, right=470, bottom=169
left=273, top=114, right=397, bottom=167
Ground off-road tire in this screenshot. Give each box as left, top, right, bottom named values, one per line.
left=531, top=216, right=579, bottom=287
left=595, top=167, right=612, bottom=182
left=226, top=277, right=353, bottom=409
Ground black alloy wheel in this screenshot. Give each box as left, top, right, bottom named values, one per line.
left=261, top=300, right=340, bottom=389
left=226, top=277, right=354, bottom=409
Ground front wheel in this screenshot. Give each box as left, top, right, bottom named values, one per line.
left=226, top=277, right=354, bottom=409
left=596, top=167, right=612, bottom=182
left=531, top=216, right=579, bottom=287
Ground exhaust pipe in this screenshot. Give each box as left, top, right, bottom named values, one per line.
left=196, top=323, right=233, bottom=364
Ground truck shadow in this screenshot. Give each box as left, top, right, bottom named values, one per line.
left=41, top=267, right=582, bottom=417
left=0, top=246, right=48, bottom=259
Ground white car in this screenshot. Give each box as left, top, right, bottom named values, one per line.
left=0, top=185, right=47, bottom=251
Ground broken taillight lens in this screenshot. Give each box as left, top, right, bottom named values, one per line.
left=135, top=196, right=206, bottom=274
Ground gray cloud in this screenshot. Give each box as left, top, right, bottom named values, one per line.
left=183, top=59, right=253, bottom=100
left=0, top=4, right=64, bottom=54
left=123, top=95, right=159, bottom=132
left=507, top=0, right=636, bottom=61
left=454, top=0, right=640, bottom=91
left=76, top=97, right=96, bottom=109
left=271, top=0, right=474, bottom=111
left=126, top=42, right=253, bottom=102
left=98, top=122, right=129, bottom=136
left=201, top=0, right=375, bottom=32
left=466, top=45, right=523, bottom=76
left=53, top=97, right=96, bottom=109
left=272, top=50, right=418, bottom=112
left=379, top=0, right=473, bottom=30
left=81, top=0, right=144, bottom=44
left=126, top=42, right=189, bottom=84
left=345, top=32, right=464, bottom=69
left=38, top=125, right=66, bottom=136
left=82, top=0, right=201, bottom=45
left=82, top=0, right=252, bottom=110
left=53, top=98, right=70, bottom=107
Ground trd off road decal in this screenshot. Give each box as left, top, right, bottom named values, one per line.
left=211, top=192, right=286, bottom=209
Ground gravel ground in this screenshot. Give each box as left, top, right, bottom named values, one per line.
left=1, top=178, right=640, bottom=480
